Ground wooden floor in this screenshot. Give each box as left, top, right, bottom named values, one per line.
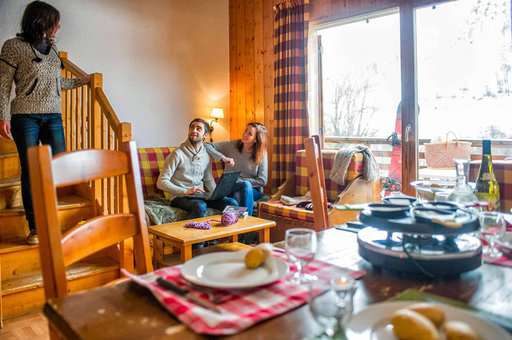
left=0, top=313, right=49, bottom=340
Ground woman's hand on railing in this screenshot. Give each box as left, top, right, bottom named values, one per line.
left=0, top=120, right=12, bottom=140
left=83, top=74, right=91, bottom=85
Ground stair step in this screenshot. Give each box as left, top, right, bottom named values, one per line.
left=0, top=194, right=92, bottom=217
left=2, top=257, right=120, bottom=319
left=0, top=152, right=18, bottom=159
left=0, top=237, right=36, bottom=255
left=0, top=193, right=94, bottom=243
left=0, top=176, right=20, bottom=189
left=0, top=152, right=20, bottom=181
left=2, top=257, right=119, bottom=295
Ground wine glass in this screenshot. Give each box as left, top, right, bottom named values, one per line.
left=309, top=275, right=356, bottom=337
left=285, top=228, right=317, bottom=283
left=479, top=212, right=506, bottom=258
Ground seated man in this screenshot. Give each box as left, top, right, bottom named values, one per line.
left=157, top=118, right=238, bottom=218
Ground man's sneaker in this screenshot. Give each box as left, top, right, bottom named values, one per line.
left=26, top=231, right=39, bottom=245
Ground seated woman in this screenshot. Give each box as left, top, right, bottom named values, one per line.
left=206, top=122, right=268, bottom=215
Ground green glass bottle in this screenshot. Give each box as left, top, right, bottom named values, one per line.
left=475, top=140, right=500, bottom=210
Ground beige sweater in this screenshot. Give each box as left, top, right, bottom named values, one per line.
left=0, top=38, right=86, bottom=120
left=156, top=140, right=216, bottom=202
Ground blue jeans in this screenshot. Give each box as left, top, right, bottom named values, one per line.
left=171, top=196, right=239, bottom=219
left=230, top=180, right=263, bottom=216
left=11, top=114, right=66, bottom=232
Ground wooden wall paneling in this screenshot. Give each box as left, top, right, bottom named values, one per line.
left=234, top=0, right=246, bottom=139
left=244, top=0, right=256, bottom=127
left=229, top=0, right=237, bottom=141
left=254, top=0, right=265, bottom=124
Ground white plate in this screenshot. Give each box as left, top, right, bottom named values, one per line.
left=180, top=252, right=289, bottom=289
left=345, top=301, right=511, bottom=340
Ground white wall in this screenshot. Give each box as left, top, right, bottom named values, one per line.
left=0, top=0, right=230, bottom=146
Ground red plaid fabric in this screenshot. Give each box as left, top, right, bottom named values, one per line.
left=124, top=251, right=365, bottom=335
left=484, top=255, right=512, bottom=268
left=295, top=150, right=364, bottom=202
left=138, top=147, right=225, bottom=199
left=138, top=147, right=174, bottom=198
left=469, top=160, right=512, bottom=212
left=272, top=0, right=310, bottom=191
left=258, top=200, right=314, bottom=223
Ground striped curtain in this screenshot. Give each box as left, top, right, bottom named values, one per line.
left=272, top=0, right=310, bottom=190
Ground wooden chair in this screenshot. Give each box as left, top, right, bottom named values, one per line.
left=304, top=136, right=330, bottom=230
left=28, top=141, right=153, bottom=301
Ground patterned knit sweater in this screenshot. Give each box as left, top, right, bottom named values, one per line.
left=0, top=38, right=87, bottom=120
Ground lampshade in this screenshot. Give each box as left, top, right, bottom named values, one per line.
left=210, top=108, right=224, bottom=119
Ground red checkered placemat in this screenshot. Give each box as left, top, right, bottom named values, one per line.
left=483, top=254, right=512, bottom=267
left=123, top=252, right=365, bottom=335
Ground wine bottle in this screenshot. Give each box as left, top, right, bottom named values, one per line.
left=475, top=139, right=500, bottom=210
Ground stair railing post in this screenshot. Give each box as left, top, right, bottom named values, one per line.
left=90, top=73, right=104, bottom=214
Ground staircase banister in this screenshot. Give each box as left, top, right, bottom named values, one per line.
left=59, top=51, right=88, bottom=79
left=95, top=87, right=121, bottom=129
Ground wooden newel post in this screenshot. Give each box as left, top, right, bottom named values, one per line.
left=118, top=122, right=132, bottom=143
left=119, top=122, right=134, bottom=272
left=89, top=73, right=103, bottom=215
left=90, top=73, right=103, bottom=150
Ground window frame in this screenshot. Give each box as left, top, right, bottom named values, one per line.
left=308, top=0, right=459, bottom=195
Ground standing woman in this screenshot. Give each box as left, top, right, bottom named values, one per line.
left=0, top=1, right=89, bottom=244
left=207, top=122, right=268, bottom=215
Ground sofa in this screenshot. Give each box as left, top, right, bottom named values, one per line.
left=137, top=147, right=268, bottom=225
left=258, top=149, right=380, bottom=241
left=138, top=147, right=225, bottom=225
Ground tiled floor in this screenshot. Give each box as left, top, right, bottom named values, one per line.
left=0, top=313, right=49, bottom=340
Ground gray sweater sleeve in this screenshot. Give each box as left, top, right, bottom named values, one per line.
left=156, top=151, right=188, bottom=197
left=0, top=40, right=17, bottom=120
left=246, top=153, right=268, bottom=188
left=204, top=143, right=225, bottom=161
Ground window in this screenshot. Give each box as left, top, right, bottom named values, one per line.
left=417, top=0, right=512, bottom=148
left=312, top=11, right=401, bottom=139
left=310, top=0, right=512, bottom=194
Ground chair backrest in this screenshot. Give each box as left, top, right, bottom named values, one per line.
left=28, top=141, right=153, bottom=300
left=304, top=136, right=330, bottom=230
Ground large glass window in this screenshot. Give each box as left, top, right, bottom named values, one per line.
left=316, top=12, right=401, bottom=138
left=417, top=0, right=512, bottom=145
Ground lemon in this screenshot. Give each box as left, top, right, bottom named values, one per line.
left=244, top=247, right=267, bottom=269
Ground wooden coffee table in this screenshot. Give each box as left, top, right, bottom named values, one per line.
left=149, top=215, right=276, bottom=263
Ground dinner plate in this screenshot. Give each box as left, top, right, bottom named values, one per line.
left=345, top=301, right=511, bottom=340
left=180, top=252, right=289, bottom=289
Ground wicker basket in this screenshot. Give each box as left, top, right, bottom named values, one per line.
left=424, top=132, right=472, bottom=168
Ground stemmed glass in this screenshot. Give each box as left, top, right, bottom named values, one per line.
left=285, top=228, right=317, bottom=283
left=309, top=275, right=356, bottom=337
left=479, top=212, right=506, bottom=258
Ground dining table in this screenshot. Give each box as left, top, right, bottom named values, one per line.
left=44, top=228, right=512, bottom=339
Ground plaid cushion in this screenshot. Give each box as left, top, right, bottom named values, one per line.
left=295, top=150, right=364, bottom=202
left=469, top=160, right=512, bottom=212
left=138, top=147, right=224, bottom=199
left=138, top=147, right=175, bottom=198
left=258, top=200, right=314, bottom=223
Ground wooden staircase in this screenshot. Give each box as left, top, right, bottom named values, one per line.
left=0, top=53, right=133, bottom=321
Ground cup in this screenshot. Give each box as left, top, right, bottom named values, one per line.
left=309, top=275, right=356, bottom=337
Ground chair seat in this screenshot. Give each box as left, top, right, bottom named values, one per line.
left=258, top=200, right=314, bottom=223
